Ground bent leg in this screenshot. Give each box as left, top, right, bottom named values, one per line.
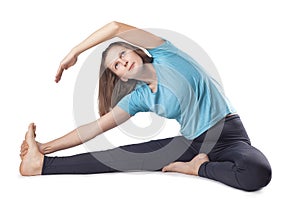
left=198, top=142, right=272, bottom=191
left=42, top=136, right=197, bottom=175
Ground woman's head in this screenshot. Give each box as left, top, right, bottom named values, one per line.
left=98, top=42, right=153, bottom=116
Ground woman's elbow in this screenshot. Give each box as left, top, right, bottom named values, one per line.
left=109, top=21, right=122, bottom=30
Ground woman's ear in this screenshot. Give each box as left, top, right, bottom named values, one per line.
left=120, top=77, right=128, bottom=82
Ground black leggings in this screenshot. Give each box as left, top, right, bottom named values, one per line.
left=42, top=115, right=271, bottom=191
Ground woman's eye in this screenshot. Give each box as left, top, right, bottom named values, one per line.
left=120, top=51, right=125, bottom=58
left=115, top=63, right=119, bottom=69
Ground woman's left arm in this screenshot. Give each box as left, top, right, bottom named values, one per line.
left=73, top=21, right=163, bottom=54
left=56, top=21, right=163, bottom=82
left=114, top=21, right=164, bottom=49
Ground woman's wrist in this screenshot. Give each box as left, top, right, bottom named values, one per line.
left=39, top=142, right=53, bottom=155
left=71, top=45, right=83, bottom=57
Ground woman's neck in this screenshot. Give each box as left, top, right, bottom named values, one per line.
left=136, top=63, right=157, bottom=93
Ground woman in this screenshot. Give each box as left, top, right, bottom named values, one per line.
left=19, top=21, right=271, bottom=191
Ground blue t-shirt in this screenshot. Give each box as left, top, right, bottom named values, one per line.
left=117, top=40, right=236, bottom=140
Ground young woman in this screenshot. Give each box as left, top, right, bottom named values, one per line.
left=19, top=21, right=271, bottom=191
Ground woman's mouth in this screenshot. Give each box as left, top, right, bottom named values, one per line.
left=129, top=63, right=135, bottom=71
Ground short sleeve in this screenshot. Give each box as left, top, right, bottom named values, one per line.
left=147, top=40, right=179, bottom=59
left=117, top=87, right=149, bottom=116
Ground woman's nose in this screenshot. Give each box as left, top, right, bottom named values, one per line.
left=118, top=58, right=128, bottom=67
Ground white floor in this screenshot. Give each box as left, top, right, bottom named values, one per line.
left=2, top=161, right=288, bottom=200
left=3, top=114, right=297, bottom=200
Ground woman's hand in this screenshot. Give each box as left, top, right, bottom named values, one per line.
left=20, top=140, right=28, bottom=159
left=20, top=140, right=45, bottom=159
left=55, top=50, right=78, bottom=83
left=36, top=142, right=45, bottom=154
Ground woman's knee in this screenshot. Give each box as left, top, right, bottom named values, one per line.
left=236, top=153, right=272, bottom=191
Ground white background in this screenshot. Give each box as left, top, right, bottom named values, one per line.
left=1, top=0, right=299, bottom=199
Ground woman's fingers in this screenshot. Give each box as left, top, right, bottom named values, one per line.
left=20, top=150, right=28, bottom=159
left=21, top=145, right=28, bottom=151
left=55, top=51, right=78, bottom=83
left=55, top=65, right=65, bottom=83
left=20, top=149, right=28, bottom=158
left=20, top=140, right=29, bottom=158
left=55, top=62, right=72, bottom=83
left=21, top=140, right=28, bottom=150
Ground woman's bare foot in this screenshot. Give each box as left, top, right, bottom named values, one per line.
left=19, top=123, right=44, bottom=176
left=162, top=153, right=209, bottom=176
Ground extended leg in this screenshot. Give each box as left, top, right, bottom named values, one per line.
left=42, top=136, right=198, bottom=174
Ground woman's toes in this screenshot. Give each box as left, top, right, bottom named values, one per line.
left=162, top=163, right=175, bottom=172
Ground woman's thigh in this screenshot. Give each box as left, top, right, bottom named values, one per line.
left=43, top=136, right=198, bottom=174
left=92, top=135, right=198, bottom=171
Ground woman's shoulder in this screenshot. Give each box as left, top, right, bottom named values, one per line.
left=147, top=39, right=179, bottom=56
left=132, top=81, right=148, bottom=94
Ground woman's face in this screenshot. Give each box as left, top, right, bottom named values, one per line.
left=105, top=46, right=143, bottom=82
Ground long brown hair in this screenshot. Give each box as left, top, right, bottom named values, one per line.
left=98, top=42, right=153, bottom=116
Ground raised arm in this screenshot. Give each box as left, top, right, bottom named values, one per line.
left=39, top=106, right=130, bottom=154
left=55, top=21, right=164, bottom=83
left=74, top=21, right=163, bottom=54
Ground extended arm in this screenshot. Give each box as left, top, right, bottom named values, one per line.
left=74, top=21, right=163, bottom=54
left=55, top=21, right=163, bottom=82
left=40, top=106, right=130, bottom=154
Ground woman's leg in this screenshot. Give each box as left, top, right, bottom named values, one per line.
left=198, top=115, right=272, bottom=191
left=162, top=115, right=272, bottom=191
left=199, top=142, right=272, bottom=191
left=42, top=135, right=199, bottom=175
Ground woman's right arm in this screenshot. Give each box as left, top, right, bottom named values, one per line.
left=39, top=106, right=130, bottom=154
